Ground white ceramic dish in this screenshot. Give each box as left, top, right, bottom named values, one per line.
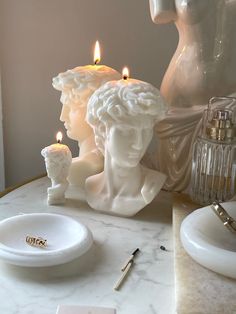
left=0, top=213, right=93, bottom=267
left=180, top=202, right=236, bottom=279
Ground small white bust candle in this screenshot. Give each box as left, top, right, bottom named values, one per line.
left=85, top=68, right=168, bottom=217
left=41, top=132, right=72, bottom=205
left=52, top=41, right=120, bottom=190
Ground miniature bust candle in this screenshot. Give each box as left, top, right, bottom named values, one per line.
left=52, top=42, right=120, bottom=190
left=147, top=0, right=236, bottom=191
left=85, top=69, right=167, bottom=217
left=41, top=132, right=72, bottom=205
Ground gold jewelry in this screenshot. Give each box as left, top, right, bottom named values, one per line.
left=26, top=236, right=47, bottom=248
left=211, top=202, right=236, bottom=233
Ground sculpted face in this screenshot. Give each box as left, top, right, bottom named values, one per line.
left=106, top=116, right=154, bottom=168
left=53, top=65, right=121, bottom=144
left=59, top=91, right=92, bottom=142
left=45, top=158, right=61, bottom=180
left=45, top=157, right=71, bottom=183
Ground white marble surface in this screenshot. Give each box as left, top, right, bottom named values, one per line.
left=0, top=177, right=174, bottom=314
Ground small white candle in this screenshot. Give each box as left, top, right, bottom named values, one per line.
left=41, top=132, right=72, bottom=205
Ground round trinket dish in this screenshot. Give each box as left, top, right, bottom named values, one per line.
left=181, top=202, right=236, bottom=279
left=0, top=213, right=93, bottom=267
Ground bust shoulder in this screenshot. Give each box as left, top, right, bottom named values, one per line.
left=141, top=167, right=166, bottom=204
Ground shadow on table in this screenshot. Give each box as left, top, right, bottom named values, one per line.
left=134, top=190, right=172, bottom=224
left=65, top=190, right=172, bottom=225
left=0, top=240, right=105, bottom=283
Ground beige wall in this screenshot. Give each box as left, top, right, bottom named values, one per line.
left=0, top=0, right=178, bottom=187
left=0, top=76, right=4, bottom=191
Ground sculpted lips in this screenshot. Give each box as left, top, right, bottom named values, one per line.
left=128, top=152, right=141, bottom=158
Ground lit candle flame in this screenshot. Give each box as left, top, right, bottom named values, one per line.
left=122, top=67, right=129, bottom=80
left=94, top=40, right=101, bottom=65
left=56, top=131, right=63, bottom=143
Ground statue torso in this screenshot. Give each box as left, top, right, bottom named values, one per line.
left=162, top=0, right=236, bottom=107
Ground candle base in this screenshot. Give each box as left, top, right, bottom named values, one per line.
left=47, top=183, right=68, bottom=206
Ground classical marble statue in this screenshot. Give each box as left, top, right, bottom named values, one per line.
left=85, top=79, right=167, bottom=217
left=148, top=0, right=236, bottom=191
left=52, top=65, right=120, bottom=189
left=41, top=144, right=72, bottom=205
left=150, top=0, right=236, bottom=107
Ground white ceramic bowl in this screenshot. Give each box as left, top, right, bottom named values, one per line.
left=180, top=202, right=236, bottom=279
left=0, top=213, right=93, bottom=267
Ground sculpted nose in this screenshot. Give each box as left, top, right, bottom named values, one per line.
left=60, top=105, right=68, bottom=122
left=132, top=131, right=143, bottom=150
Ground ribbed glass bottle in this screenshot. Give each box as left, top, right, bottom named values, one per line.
left=191, top=138, right=236, bottom=205
left=190, top=97, right=236, bottom=205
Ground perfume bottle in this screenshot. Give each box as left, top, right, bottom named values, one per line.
left=190, top=97, right=236, bottom=205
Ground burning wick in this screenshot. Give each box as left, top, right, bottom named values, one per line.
left=122, top=67, right=129, bottom=80
left=56, top=131, right=63, bottom=144
left=94, top=40, right=101, bottom=65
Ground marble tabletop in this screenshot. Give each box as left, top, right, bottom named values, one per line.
left=0, top=177, right=175, bottom=314
left=173, top=194, right=236, bottom=314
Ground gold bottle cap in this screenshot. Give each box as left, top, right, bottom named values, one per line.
left=206, top=109, right=235, bottom=141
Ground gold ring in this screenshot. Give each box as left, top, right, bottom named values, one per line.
left=26, top=236, right=47, bottom=248
left=211, top=202, right=236, bottom=233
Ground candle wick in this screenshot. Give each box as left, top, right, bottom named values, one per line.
left=123, top=75, right=128, bottom=80
left=94, top=59, right=99, bottom=65
left=57, top=140, right=61, bottom=144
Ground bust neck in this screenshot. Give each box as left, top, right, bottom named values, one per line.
left=78, top=134, right=98, bottom=157
left=102, top=150, right=143, bottom=198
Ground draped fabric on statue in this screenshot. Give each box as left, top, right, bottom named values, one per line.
left=156, top=106, right=204, bottom=192
left=144, top=93, right=236, bottom=192
left=143, top=106, right=204, bottom=192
